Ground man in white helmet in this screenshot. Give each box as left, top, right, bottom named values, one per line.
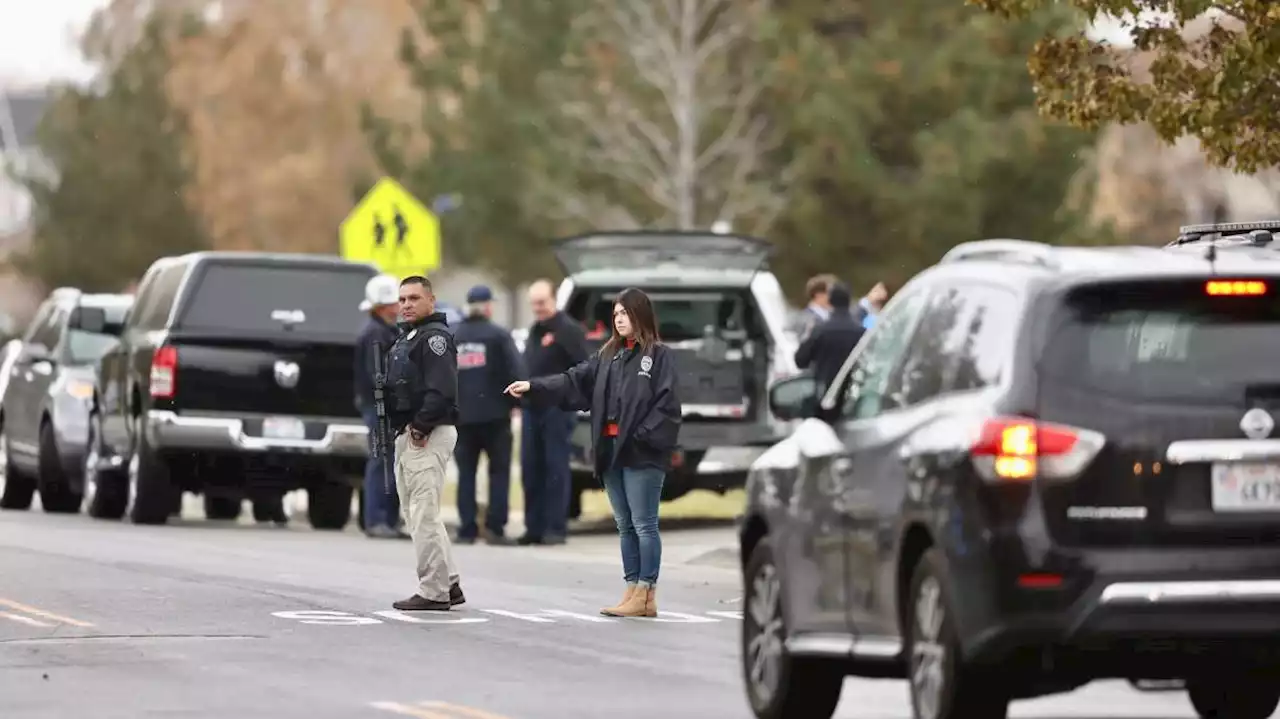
left=355, top=274, right=406, bottom=538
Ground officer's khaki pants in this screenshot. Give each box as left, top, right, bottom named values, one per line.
left=394, top=426, right=460, bottom=602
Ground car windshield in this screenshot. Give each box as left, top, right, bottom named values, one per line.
left=1039, top=279, right=1280, bottom=404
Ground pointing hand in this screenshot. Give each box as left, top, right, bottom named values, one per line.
left=504, top=381, right=531, bottom=397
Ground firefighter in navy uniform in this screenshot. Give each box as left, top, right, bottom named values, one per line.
left=386, top=275, right=466, bottom=611
left=452, top=285, right=524, bottom=545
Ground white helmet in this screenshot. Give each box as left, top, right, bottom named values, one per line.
left=360, top=274, right=399, bottom=312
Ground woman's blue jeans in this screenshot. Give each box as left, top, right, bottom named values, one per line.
left=601, top=466, right=665, bottom=586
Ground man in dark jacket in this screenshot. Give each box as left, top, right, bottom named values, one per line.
left=387, top=275, right=465, bottom=612
left=520, top=278, right=589, bottom=545
left=795, top=283, right=864, bottom=423
left=452, top=285, right=524, bottom=545
left=354, top=274, right=404, bottom=539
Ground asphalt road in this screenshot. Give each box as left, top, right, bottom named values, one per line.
left=0, top=507, right=1250, bottom=719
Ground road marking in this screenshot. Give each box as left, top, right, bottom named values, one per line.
left=0, top=611, right=52, bottom=628
left=370, top=701, right=513, bottom=719
left=0, top=597, right=94, bottom=628
left=370, top=702, right=452, bottom=719
left=271, top=610, right=382, bottom=625
left=277, top=608, right=742, bottom=626
left=420, top=702, right=512, bottom=719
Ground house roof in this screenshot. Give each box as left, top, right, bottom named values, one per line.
left=0, top=89, right=49, bottom=152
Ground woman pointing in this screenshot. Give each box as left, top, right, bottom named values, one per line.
left=505, top=288, right=682, bottom=618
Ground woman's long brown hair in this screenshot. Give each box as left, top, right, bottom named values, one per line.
left=599, top=287, right=661, bottom=358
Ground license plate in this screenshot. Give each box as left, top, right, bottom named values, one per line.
left=1211, top=462, right=1280, bottom=512
left=262, top=416, right=306, bottom=441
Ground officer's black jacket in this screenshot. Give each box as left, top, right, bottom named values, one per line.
left=454, top=313, right=524, bottom=424
left=795, top=308, right=865, bottom=398
left=527, top=342, right=681, bottom=473
left=386, top=311, right=459, bottom=435
left=354, top=314, right=398, bottom=413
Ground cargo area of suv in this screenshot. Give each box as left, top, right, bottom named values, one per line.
left=739, top=234, right=1280, bottom=719
left=89, top=253, right=377, bottom=528
left=551, top=232, right=797, bottom=513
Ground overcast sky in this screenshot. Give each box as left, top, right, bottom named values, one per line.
left=0, top=2, right=1134, bottom=88
left=0, top=0, right=109, bottom=87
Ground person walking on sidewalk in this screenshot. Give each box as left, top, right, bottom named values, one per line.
left=505, top=288, right=682, bottom=618
left=386, top=276, right=465, bottom=612
left=354, top=274, right=407, bottom=539
left=452, top=284, right=523, bottom=546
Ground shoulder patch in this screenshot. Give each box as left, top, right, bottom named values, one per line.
left=640, top=355, right=653, bottom=373
left=428, top=334, right=448, bottom=356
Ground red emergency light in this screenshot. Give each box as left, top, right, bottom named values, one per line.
left=1205, top=279, right=1268, bottom=296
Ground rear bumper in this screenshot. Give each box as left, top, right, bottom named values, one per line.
left=145, top=409, right=368, bottom=458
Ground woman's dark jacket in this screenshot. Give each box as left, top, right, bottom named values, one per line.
left=527, top=342, right=682, bottom=474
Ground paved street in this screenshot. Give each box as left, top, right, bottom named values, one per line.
left=0, top=506, right=1244, bottom=719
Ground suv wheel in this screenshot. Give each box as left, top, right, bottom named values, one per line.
left=1187, top=674, right=1280, bottom=718
left=85, top=410, right=128, bottom=519
left=0, top=430, right=34, bottom=510
left=307, top=479, right=352, bottom=530
left=907, top=549, right=1009, bottom=719
left=128, top=417, right=177, bottom=525
left=742, top=537, right=843, bottom=719
left=37, top=421, right=82, bottom=513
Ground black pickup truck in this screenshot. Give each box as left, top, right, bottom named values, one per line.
left=84, top=252, right=378, bottom=528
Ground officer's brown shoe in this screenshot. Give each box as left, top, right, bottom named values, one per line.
left=450, top=582, right=466, bottom=606
left=392, top=595, right=451, bottom=611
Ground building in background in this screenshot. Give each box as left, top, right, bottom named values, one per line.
left=0, top=85, right=50, bottom=334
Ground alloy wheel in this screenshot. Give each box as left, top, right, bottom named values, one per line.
left=911, top=576, right=947, bottom=719
left=746, top=562, right=784, bottom=705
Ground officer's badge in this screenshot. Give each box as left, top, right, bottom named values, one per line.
left=407, top=329, right=417, bottom=340
left=640, top=356, right=653, bottom=373
left=428, top=334, right=447, bottom=356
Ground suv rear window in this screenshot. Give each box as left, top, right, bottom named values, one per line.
left=1040, top=279, right=1280, bottom=402
left=574, top=290, right=763, bottom=342
left=175, top=264, right=374, bottom=340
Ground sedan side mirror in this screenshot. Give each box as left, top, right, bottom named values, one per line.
left=769, top=374, right=818, bottom=422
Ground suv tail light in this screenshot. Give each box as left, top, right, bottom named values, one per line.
left=970, top=416, right=1104, bottom=483
left=150, top=345, right=177, bottom=398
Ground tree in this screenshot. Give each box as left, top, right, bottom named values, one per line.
left=12, top=13, right=209, bottom=292
left=763, top=0, right=1099, bottom=296
left=367, top=0, right=585, bottom=286
left=540, top=0, right=789, bottom=234
left=969, top=1, right=1280, bottom=173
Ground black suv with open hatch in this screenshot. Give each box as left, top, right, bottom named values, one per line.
left=740, top=231, right=1280, bottom=719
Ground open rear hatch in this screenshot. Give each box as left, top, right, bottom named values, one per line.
left=162, top=261, right=374, bottom=420
left=552, top=231, right=771, bottom=276
left=1035, top=277, right=1280, bottom=547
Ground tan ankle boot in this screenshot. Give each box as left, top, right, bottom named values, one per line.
left=643, top=586, right=657, bottom=617
left=602, top=584, right=649, bottom=617
left=600, top=584, right=636, bottom=616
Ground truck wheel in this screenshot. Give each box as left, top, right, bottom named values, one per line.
left=37, top=421, right=82, bottom=513
left=1188, top=673, right=1280, bottom=718
left=742, top=537, right=844, bottom=719
left=203, top=495, right=242, bottom=521
left=0, top=431, right=35, bottom=510
left=308, top=480, right=352, bottom=530
left=129, top=419, right=177, bottom=525
left=85, top=410, right=128, bottom=520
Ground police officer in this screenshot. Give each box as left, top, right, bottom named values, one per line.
left=452, top=285, right=524, bottom=546
left=354, top=274, right=405, bottom=539
left=795, top=283, right=864, bottom=423
left=387, top=275, right=465, bottom=611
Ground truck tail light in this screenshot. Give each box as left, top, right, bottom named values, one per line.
left=150, top=345, right=177, bottom=398
left=970, top=416, right=1104, bottom=483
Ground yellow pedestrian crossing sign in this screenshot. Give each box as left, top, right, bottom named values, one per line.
left=340, top=177, right=441, bottom=277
